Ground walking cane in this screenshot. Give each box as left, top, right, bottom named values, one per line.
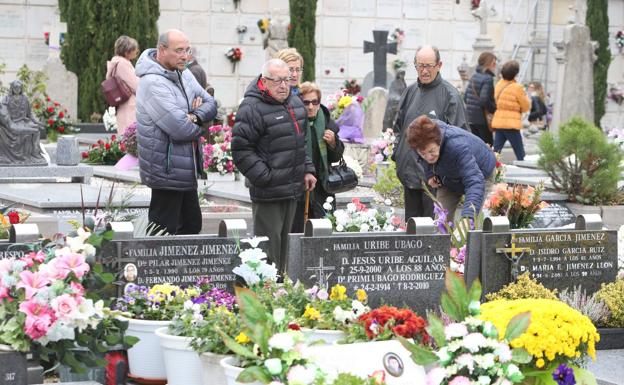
left=303, top=190, right=311, bottom=231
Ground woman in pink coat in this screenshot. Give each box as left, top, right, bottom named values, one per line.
left=106, top=35, right=139, bottom=134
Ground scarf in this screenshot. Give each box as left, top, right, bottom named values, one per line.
left=307, top=110, right=328, bottom=183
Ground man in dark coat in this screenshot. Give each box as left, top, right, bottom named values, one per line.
left=392, top=45, right=467, bottom=221
left=232, top=58, right=316, bottom=273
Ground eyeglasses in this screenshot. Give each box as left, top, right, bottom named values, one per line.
left=302, top=99, right=320, bottom=106
left=162, top=44, right=192, bottom=56
left=264, top=76, right=292, bottom=85
left=414, top=62, right=439, bottom=70
left=289, top=67, right=304, bottom=74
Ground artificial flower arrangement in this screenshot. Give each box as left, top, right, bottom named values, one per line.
left=298, top=284, right=370, bottom=332
left=232, top=236, right=278, bottom=287
left=102, top=107, right=117, bottom=132
left=32, top=96, right=75, bottom=142
left=494, top=151, right=506, bottom=183
left=0, top=227, right=137, bottom=373
left=81, top=135, right=126, bottom=165
left=389, top=28, right=405, bottom=45
left=344, top=304, right=430, bottom=344
left=324, top=197, right=404, bottom=233
left=0, top=205, right=29, bottom=239
left=200, top=124, right=236, bottom=175
left=484, top=183, right=547, bottom=229
left=327, top=91, right=365, bottom=122
left=225, top=47, right=243, bottom=73
left=370, top=128, right=396, bottom=164
left=257, top=18, right=271, bottom=34
left=399, top=272, right=531, bottom=385
left=120, top=122, right=137, bottom=156
left=615, top=30, right=624, bottom=53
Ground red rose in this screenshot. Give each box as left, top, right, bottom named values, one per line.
left=54, top=101, right=60, bottom=106
left=47, top=107, right=54, bottom=113
left=92, top=144, right=98, bottom=148
left=58, top=111, right=64, bottom=118
left=111, top=134, right=117, bottom=142
left=120, top=142, right=126, bottom=152
left=287, top=322, right=300, bottom=331
left=58, top=126, right=65, bottom=133
left=8, top=211, right=20, bottom=224
left=105, top=143, right=111, bottom=150
left=46, top=96, right=51, bottom=102
left=81, top=151, right=88, bottom=158
left=47, top=119, right=55, bottom=126
left=98, top=139, right=104, bottom=145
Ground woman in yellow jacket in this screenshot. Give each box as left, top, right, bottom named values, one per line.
left=491, top=60, right=531, bottom=160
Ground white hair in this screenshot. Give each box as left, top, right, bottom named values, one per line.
left=261, top=58, right=288, bottom=78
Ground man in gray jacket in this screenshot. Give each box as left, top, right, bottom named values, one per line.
left=392, top=45, right=467, bottom=221
left=136, top=29, right=216, bottom=234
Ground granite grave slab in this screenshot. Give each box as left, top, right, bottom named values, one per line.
left=0, top=350, right=26, bottom=385
left=529, top=201, right=576, bottom=229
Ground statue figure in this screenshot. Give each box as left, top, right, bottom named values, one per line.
left=265, top=19, right=289, bottom=59
left=382, top=70, right=407, bottom=130
left=0, top=80, right=47, bottom=166
left=472, top=0, right=489, bottom=36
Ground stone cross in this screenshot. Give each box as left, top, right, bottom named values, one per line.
left=495, top=234, right=531, bottom=280
left=471, top=0, right=489, bottom=36
left=363, top=30, right=398, bottom=88
left=306, top=257, right=335, bottom=288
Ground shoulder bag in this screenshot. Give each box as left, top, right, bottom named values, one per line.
left=324, top=157, right=358, bottom=194
left=101, top=61, right=133, bottom=107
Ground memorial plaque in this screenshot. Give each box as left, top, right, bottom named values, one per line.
left=0, top=243, right=33, bottom=259
left=481, top=230, right=618, bottom=296
left=297, top=234, right=451, bottom=315
left=112, top=236, right=240, bottom=290
left=529, top=202, right=576, bottom=229
left=0, top=350, right=27, bottom=385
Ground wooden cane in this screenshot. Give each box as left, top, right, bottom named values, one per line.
left=303, top=190, right=311, bottom=229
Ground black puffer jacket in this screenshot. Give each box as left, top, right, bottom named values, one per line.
left=232, top=76, right=315, bottom=202
left=463, top=66, right=496, bottom=126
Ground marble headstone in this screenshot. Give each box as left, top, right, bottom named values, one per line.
left=361, top=71, right=392, bottom=96
left=363, top=87, right=388, bottom=140
left=55, top=135, right=80, bottom=166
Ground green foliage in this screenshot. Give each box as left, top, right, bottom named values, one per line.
left=595, top=279, right=624, bottom=327
left=288, top=0, right=317, bottom=82
left=16, top=64, right=48, bottom=106
left=586, top=0, right=611, bottom=126
left=538, top=116, right=623, bottom=204
left=372, top=161, right=404, bottom=208
left=0, top=62, right=7, bottom=94
left=58, top=0, right=159, bottom=121
left=485, top=272, right=558, bottom=302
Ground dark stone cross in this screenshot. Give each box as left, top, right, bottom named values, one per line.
left=363, top=30, right=398, bottom=88
left=495, top=233, right=532, bottom=280
left=306, top=256, right=335, bottom=288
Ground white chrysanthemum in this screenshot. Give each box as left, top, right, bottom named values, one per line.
left=323, top=202, right=333, bottom=211
left=232, top=264, right=260, bottom=285
left=326, top=196, right=334, bottom=203
left=268, top=332, right=295, bottom=351
left=463, top=332, right=487, bottom=353
left=346, top=203, right=356, bottom=213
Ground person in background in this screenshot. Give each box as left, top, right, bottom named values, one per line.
left=464, top=51, right=497, bottom=145
left=527, top=81, right=547, bottom=129
left=291, top=82, right=345, bottom=233
left=491, top=60, right=531, bottom=161
left=275, top=48, right=304, bottom=95
left=106, top=35, right=140, bottom=134
left=408, top=115, right=495, bottom=221
left=392, top=45, right=468, bottom=221
left=135, top=29, right=217, bottom=235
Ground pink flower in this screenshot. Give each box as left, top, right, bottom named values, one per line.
left=0, top=259, right=13, bottom=275
left=448, top=376, right=471, bottom=385
left=0, top=285, right=10, bottom=300
left=70, top=281, right=85, bottom=296
left=53, top=253, right=90, bottom=279
left=19, top=300, right=56, bottom=340
left=16, top=270, right=52, bottom=299
left=31, top=251, right=46, bottom=263
left=51, top=294, right=78, bottom=320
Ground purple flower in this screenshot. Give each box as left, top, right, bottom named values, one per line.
left=552, top=364, right=575, bottom=385
left=433, top=203, right=450, bottom=234
left=456, top=245, right=467, bottom=264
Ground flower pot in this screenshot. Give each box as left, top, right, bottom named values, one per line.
left=200, top=351, right=231, bottom=385
left=596, top=327, right=624, bottom=350
left=301, top=328, right=347, bottom=345
left=155, top=327, right=203, bottom=385
left=207, top=172, right=236, bottom=182
left=220, top=356, right=262, bottom=385
left=121, top=317, right=170, bottom=383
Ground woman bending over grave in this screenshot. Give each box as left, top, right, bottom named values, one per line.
left=106, top=35, right=140, bottom=134
left=407, top=115, right=495, bottom=222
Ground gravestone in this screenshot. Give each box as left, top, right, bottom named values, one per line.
left=0, top=350, right=27, bottom=385
left=471, top=215, right=618, bottom=297
left=288, top=218, right=450, bottom=315
left=382, top=70, right=407, bottom=131
left=363, top=30, right=397, bottom=90
left=361, top=71, right=393, bottom=96
left=103, top=220, right=248, bottom=293
left=362, top=88, right=388, bottom=140
left=0, top=224, right=40, bottom=259
left=529, top=202, right=576, bottom=229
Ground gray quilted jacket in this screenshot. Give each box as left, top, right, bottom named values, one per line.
left=135, top=49, right=216, bottom=190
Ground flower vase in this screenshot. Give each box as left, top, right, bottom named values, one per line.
left=155, top=327, right=203, bottom=385
left=220, top=356, right=262, bottom=385
left=200, top=351, right=231, bottom=385
left=120, top=317, right=171, bottom=384
left=301, top=328, right=347, bottom=345
left=207, top=172, right=236, bottom=182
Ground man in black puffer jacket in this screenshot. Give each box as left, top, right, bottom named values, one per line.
left=232, top=59, right=316, bottom=274
left=464, top=52, right=497, bottom=146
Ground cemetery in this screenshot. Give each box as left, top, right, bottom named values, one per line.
left=1, top=1, right=624, bottom=385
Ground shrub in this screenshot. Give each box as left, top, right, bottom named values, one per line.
left=595, top=279, right=624, bottom=328
left=372, top=161, right=404, bottom=208
left=485, top=272, right=557, bottom=301
left=558, top=285, right=610, bottom=326
left=538, top=116, right=623, bottom=205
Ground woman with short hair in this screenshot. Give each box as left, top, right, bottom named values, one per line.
left=275, top=48, right=304, bottom=95
left=106, top=35, right=140, bottom=134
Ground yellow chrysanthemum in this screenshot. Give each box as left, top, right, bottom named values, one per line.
left=235, top=332, right=250, bottom=344
left=337, top=95, right=352, bottom=109
left=480, top=299, right=599, bottom=369
left=304, top=304, right=321, bottom=320
left=329, top=284, right=347, bottom=301
left=356, top=289, right=367, bottom=302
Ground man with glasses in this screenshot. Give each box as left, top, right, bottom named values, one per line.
left=232, top=58, right=316, bottom=275
left=135, top=29, right=216, bottom=235
left=392, top=45, right=467, bottom=221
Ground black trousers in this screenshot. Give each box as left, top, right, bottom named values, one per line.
left=469, top=123, right=493, bottom=146
left=148, top=188, right=202, bottom=235
left=404, top=187, right=434, bottom=221
left=252, top=199, right=297, bottom=275
left=291, top=188, right=333, bottom=233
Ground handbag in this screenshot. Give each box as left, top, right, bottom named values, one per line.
left=101, top=61, right=133, bottom=107
left=324, top=157, right=358, bottom=194
left=471, top=79, right=493, bottom=132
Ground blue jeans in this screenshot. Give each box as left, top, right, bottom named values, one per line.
left=493, top=129, right=525, bottom=161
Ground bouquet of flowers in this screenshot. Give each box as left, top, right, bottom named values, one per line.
left=225, top=47, right=243, bottom=73
left=33, top=96, right=75, bottom=142
left=343, top=79, right=361, bottom=96
left=345, top=305, right=429, bottom=343
left=484, top=183, right=547, bottom=229
left=0, top=206, right=29, bottom=239
left=232, top=236, right=278, bottom=287
left=298, top=284, right=369, bottom=331
left=325, top=198, right=403, bottom=233
left=81, top=135, right=126, bottom=165
left=615, top=30, right=624, bottom=52
left=102, top=107, right=117, bottom=132
left=121, top=122, right=138, bottom=156
left=201, top=124, right=235, bottom=175
left=494, top=151, right=506, bottom=183
left=389, top=28, right=405, bottom=45
left=370, top=128, right=396, bottom=164
left=257, top=18, right=271, bottom=34
left=113, top=282, right=200, bottom=321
